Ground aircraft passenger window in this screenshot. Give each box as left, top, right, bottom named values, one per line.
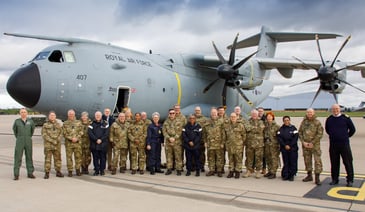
left=32, top=51, right=50, bottom=61
left=48, top=50, right=64, bottom=63
left=64, top=51, right=76, bottom=63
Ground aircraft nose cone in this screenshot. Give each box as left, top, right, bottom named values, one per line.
left=6, top=63, right=41, bottom=108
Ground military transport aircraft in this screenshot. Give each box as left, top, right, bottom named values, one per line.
left=4, top=26, right=365, bottom=120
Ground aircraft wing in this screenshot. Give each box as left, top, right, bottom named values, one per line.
left=256, top=58, right=365, bottom=78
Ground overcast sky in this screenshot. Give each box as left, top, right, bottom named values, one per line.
left=1, top=0, right=365, bottom=108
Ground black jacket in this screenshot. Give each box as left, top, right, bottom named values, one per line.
left=277, top=124, right=299, bottom=152
left=147, top=122, right=164, bottom=145
left=88, top=120, right=109, bottom=152
left=182, top=123, right=202, bottom=150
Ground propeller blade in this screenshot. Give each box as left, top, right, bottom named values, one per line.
left=315, top=34, right=326, bottom=67
left=203, top=78, right=220, bottom=93
left=292, top=56, right=318, bottom=70
left=212, top=41, right=226, bottom=64
left=331, top=35, right=351, bottom=67
left=337, top=78, right=365, bottom=93
left=335, top=61, right=365, bottom=73
left=236, top=87, right=252, bottom=105
left=232, top=50, right=259, bottom=70
left=228, top=33, right=239, bottom=66
left=330, top=82, right=339, bottom=103
left=222, top=81, right=227, bottom=107
left=310, top=86, right=322, bottom=107
left=289, top=76, right=319, bottom=87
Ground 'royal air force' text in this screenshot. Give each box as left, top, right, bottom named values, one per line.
left=104, top=54, right=152, bottom=67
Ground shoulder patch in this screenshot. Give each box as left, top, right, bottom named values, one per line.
left=88, top=125, right=93, bottom=129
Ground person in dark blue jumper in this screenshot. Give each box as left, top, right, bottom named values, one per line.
left=146, top=112, right=164, bottom=175
left=325, top=104, right=356, bottom=187
left=182, top=114, right=202, bottom=176
left=88, top=111, right=109, bottom=176
left=277, top=116, right=299, bottom=181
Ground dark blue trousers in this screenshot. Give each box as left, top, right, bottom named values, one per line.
left=92, top=150, right=106, bottom=173
left=148, top=142, right=162, bottom=171
left=281, top=150, right=298, bottom=178
left=329, top=142, right=354, bottom=182
left=185, top=148, right=200, bottom=172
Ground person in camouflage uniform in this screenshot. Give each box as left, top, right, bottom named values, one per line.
left=218, top=106, right=229, bottom=172
left=204, top=108, right=225, bottom=177
left=80, top=111, right=92, bottom=174
left=299, top=108, right=324, bottom=185
left=163, top=108, right=184, bottom=176
left=263, top=112, right=280, bottom=179
left=141, top=111, right=152, bottom=171
left=224, top=112, right=247, bottom=179
left=109, top=112, right=130, bottom=175
left=193, top=106, right=207, bottom=172
left=41, top=111, right=64, bottom=179
left=243, top=109, right=265, bottom=179
left=128, top=113, right=147, bottom=174
left=62, top=109, right=83, bottom=177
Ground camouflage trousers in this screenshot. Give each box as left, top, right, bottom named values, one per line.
left=44, top=147, right=62, bottom=172
left=227, top=146, right=243, bottom=172
left=113, top=147, right=128, bottom=169
left=303, top=147, right=322, bottom=174
left=65, top=142, right=82, bottom=171
left=264, top=142, right=280, bottom=174
left=165, top=143, right=183, bottom=170
left=107, top=143, right=113, bottom=168
left=81, top=145, right=91, bottom=170
left=207, top=148, right=224, bottom=172
left=245, top=146, right=264, bottom=172
left=130, top=144, right=146, bottom=170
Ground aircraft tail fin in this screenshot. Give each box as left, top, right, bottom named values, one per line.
left=228, top=26, right=341, bottom=58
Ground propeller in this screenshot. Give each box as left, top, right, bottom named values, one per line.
left=203, top=33, right=257, bottom=107
left=292, top=35, right=365, bottom=106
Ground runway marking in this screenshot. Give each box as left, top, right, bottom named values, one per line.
left=305, top=178, right=365, bottom=204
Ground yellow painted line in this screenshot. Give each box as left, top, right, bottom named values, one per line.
left=174, top=72, right=182, bottom=105
left=327, top=183, right=365, bottom=201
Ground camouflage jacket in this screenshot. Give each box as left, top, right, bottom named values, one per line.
left=299, top=115, right=323, bottom=145
left=263, top=120, right=280, bottom=145
left=203, top=118, right=225, bottom=149
left=110, top=120, right=129, bottom=149
left=175, top=113, right=187, bottom=126
left=224, top=121, right=246, bottom=147
left=162, top=118, right=184, bottom=145
left=42, top=120, right=62, bottom=148
left=80, top=119, right=92, bottom=148
left=128, top=120, right=147, bottom=146
left=62, top=119, right=83, bottom=144
left=246, top=119, right=265, bottom=148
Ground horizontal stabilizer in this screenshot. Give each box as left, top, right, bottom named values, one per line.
left=229, top=32, right=341, bottom=49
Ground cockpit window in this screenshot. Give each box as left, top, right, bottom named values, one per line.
left=32, top=51, right=50, bottom=61
left=48, top=50, right=64, bottom=63
left=63, top=51, right=76, bottom=63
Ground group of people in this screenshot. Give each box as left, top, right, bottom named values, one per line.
left=12, top=103, right=356, bottom=187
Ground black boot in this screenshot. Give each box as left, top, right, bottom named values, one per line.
left=195, top=170, right=200, bottom=177
left=227, top=171, right=234, bottom=178
left=302, top=171, right=313, bottom=182
left=315, top=173, right=321, bottom=185
left=165, top=169, right=172, bottom=175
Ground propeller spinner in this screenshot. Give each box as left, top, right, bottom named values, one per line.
left=203, top=34, right=257, bottom=107
left=292, top=35, right=365, bottom=106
